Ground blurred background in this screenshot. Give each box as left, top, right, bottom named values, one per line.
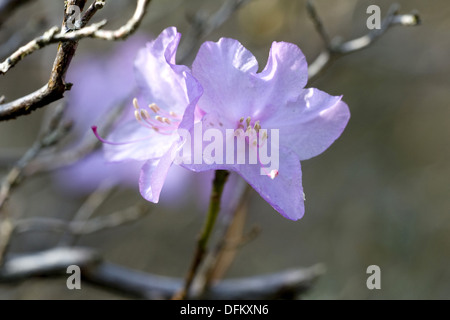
left=0, top=0, right=449, bottom=299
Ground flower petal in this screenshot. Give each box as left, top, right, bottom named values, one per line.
left=265, top=88, right=350, bottom=160
left=181, top=133, right=304, bottom=220
left=66, top=35, right=146, bottom=140
left=235, top=147, right=304, bottom=220
left=134, top=27, right=191, bottom=115
left=53, top=151, right=141, bottom=196
left=192, top=38, right=261, bottom=121
left=193, top=39, right=309, bottom=122
left=256, top=41, right=308, bottom=116
left=139, top=141, right=181, bottom=203
left=104, top=117, right=180, bottom=162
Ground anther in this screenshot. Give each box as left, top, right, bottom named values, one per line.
left=134, top=110, right=142, bottom=121
left=149, top=103, right=160, bottom=113
left=155, top=116, right=165, bottom=123
left=133, top=98, right=140, bottom=110
left=246, top=117, right=251, bottom=128
left=254, top=120, right=261, bottom=132
left=261, top=131, right=268, bottom=141
left=140, top=109, right=150, bottom=120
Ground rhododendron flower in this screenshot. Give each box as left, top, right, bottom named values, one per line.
left=95, top=27, right=203, bottom=203
left=54, top=36, right=146, bottom=195
left=179, top=38, right=350, bottom=220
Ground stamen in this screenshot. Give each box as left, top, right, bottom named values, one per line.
left=239, top=117, right=244, bottom=123
left=163, top=117, right=171, bottom=124
left=134, top=110, right=142, bottom=121
left=133, top=98, right=140, bottom=110
left=149, top=103, right=160, bottom=113
left=155, top=116, right=164, bottom=123
left=140, top=109, right=150, bottom=120
left=92, top=126, right=156, bottom=145
left=254, top=120, right=261, bottom=132
left=246, top=117, right=251, bottom=128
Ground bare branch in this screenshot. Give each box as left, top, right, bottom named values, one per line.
left=178, top=0, right=252, bottom=63
left=0, top=247, right=101, bottom=281
left=0, top=247, right=324, bottom=300
left=0, top=103, right=71, bottom=265
left=84, top=262, right=324, bottom=299
left=306, top=0, right=331, bottom=47
left=25, top=92, right=134, bottom=176
left=80, top=0, right=106, bottom=28
left=0, top=0, right=152, bottom=121
left=0, top=103, right=70, bottom=213
left=58, top=182, right=116, bottom=246
left=307, top=2, right=421, bottom=83
left=12, top=203, right=150, bottom=236
left=0, top=0, right=88, bottom=121
left=91, top=0, right=150, bottom=41
left=71, top=203, right=149, bottom=235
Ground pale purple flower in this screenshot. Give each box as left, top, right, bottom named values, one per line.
left=66, top=35, right=146, bottom=141
left=53, top=35, right=147, bottom=195
left=180, top=38, right=350, bottom=220
left=96, top=27, right=203, bottom=203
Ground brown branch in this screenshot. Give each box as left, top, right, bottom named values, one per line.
left=307, top=2, right=421, bottom=83
left=0, top=0, right=88, bottom=121
left=80, top=0, right=106, bottom=28
left=0, top=0, right=152, bottom=121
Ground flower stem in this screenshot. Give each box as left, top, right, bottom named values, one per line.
left=173, top=169, right=230, bottom=300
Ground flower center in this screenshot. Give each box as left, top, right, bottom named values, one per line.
left=133, top=98, right=181, bottom=135
left=236, top=116, right=278, bottom=180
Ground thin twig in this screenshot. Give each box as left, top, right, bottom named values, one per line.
left=178, top=0, right=252, bottom=63
left=0, top=0, right=88, bottom=122
left=0, top=0, right=151, bottom=121
left=0, top=103, right=70, bottom=213
left=12, top=203, right=150, bottom=236
left=307, top=2, right=421, bottom=83
left=306, top=0, right=331, bottom=47
left=0, top=103, right=71, bottom=265
left=58, top=181, right=116, bottom=246
left=25, top=92, right=135, bottom=176
left=80, top=0, right=106, bottom=28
